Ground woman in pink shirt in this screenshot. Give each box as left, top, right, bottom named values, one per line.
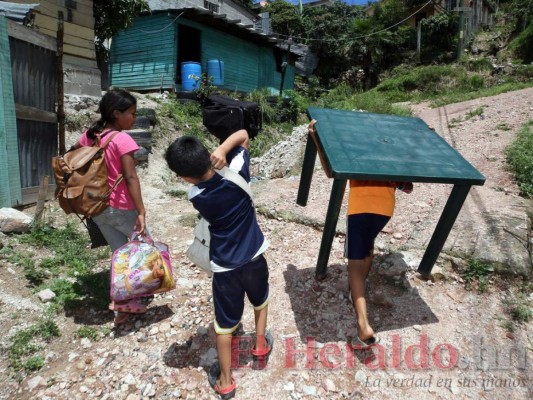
left=73, top=90, right=147, bottom=324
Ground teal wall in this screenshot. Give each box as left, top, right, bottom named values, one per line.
left=109, top=15, right=295, bottom=93
left=0, top=17, right=22, bottom=207
left=109, top=14, right=177, bottom=90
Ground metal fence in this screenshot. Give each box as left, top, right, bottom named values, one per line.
left=0, top=17, right=57, bottom=207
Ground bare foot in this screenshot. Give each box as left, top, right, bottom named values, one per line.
left=357, top=323, right=375, bottom=341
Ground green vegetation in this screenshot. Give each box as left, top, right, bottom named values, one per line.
left=8, top=313, right=60, bottom=373
left=496, top=123, right=511, bottom=131
left=509, top=300, right=532, bottom=322
left=76, top=326, right=99, bottom=341
left=465, top=106, right=485, bottom=120
left=4, top=221, right=111, bottom=375
left=502, top=281, right=533, bottom=332
left=461, top=258, right=494, bottom=293
left=93, top=0, right=149, bottom=67
left=505, top=121, right=533, bottom=197
left=374, top=64, right=532, bottom=107
left=166, top=189, right=189, bottom=199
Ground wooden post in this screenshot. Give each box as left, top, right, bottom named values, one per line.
left=457, top=0, right=464, bottom=61
left=416, top=22, right=422, bottom=61
left=57, top=11, right=65, bottom=155
left=34, top=175, right=50, bottom=227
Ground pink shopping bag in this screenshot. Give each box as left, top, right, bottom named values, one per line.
left=110, top=232, right=175, bottom=302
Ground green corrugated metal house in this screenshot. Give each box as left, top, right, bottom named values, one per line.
left=109, top=7, right=295, bottom=94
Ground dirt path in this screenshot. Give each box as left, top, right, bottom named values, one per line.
left=0, top=89, right=532, bottom=400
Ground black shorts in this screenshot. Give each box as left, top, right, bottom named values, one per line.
left=345, top=213, right=390, bottom=260
left=212, top=254, right=269, bottom=334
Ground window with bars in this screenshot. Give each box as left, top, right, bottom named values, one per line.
left=204, top=0, right=219, bottom=13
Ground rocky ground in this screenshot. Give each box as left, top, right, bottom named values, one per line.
left=0, top=88, right=532, bottom=400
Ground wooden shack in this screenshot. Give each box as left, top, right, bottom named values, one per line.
left=1, top=0, right=101, bottom=96
left=108, top=6, right=296, bottom=94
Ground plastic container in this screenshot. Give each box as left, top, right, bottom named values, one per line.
left=181, top=62, right=201, bottom=91
left=207, top=59, right=224, bottom=87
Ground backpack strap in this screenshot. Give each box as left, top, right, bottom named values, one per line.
left=99, top=131, right=120, bottom=148
left=215, top=167, right=253, bottom=199
left=93, top=131, right=124, bottom=197
left=96, top=130, right=124, bottom=192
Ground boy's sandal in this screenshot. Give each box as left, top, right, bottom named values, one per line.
left=208, top=362, right=237, bottom=400
left=108, top=300, right=147, bottom=314
left=252, top=330, right=274, bottom=370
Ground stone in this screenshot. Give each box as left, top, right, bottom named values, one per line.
left=429, top=264, right=448, bottom=282
left=199, top=348, right=218, bottom=367
left=159, top=322, right=171, bottom=333
left=37, top=289, right=56, bottom=303
left=27, top=376, right=46, bottom=391
left=354, top=370, right=366, bottom=383
left=283, top=382, right=295, bottom=391
left=0, top=208, right=32, bottom=233
left=302, top=385, right=317, bottom=396
left=197, top=326, right=208, bottom=336
left=324, top=378, right=336, bottom=392
left=123, top=373, right=136, bottom=386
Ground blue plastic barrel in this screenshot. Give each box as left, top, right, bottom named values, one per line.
left=181, top=62, right=201, bottom=91
left=207, top=59, right=224, bottom=87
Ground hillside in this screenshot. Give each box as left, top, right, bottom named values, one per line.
left=0, top=88, right=531, bottom=400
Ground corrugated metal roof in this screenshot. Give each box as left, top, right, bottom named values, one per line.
left=146, top=8, right=299, bottom=54
left=0, top=2, right=38, bottom=24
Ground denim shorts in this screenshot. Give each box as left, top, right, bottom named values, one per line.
left=345, top=213, right=390, bottom=260
left=93, top=207, right=138, bottom=251
left=212, top=254, right=269, bottom=334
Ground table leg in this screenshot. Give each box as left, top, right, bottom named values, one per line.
left=296, top=134, right=317, bottom=207
left=315, top=179, right=347, bottom=280
left=417, top=184, right=471, bottom=276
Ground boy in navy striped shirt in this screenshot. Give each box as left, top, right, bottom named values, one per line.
left=165, top=129, right=272, bottom=400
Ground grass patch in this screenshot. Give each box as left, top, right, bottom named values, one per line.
left=465, top=106, right=485, bottom=119
left=448, top=116, right=463, bottom=128
left=431, top=81, right=533, bottom=107
left=5, top=221, right=112, bottom=375
left=8, top=313, right=60, bottom=373
left=166, top=189, right=189, bottom=199
left=368, top=64, right=533, bottom=108
left=496, top=123, right=511, bottom=131
left=314, top=83, right=412, bottom=116
left=76, top=326, right=99, bottom=341
left=19, top=223, right=109, bottom=279
left=461, top=258, right=494, bottom=293
left=505, top=121, right=533, bottom=197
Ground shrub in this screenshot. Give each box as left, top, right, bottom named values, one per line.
left=505, top=121, right=533, bottom=197
left=508, top=23, right=533, bottom=63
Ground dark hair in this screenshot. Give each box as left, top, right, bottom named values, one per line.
left=165, top=136, right=212, bottom=179
left=86, top=89, right=137, bottom=139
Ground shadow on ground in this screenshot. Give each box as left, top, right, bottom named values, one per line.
left=283, top=254, right=439, bottom=345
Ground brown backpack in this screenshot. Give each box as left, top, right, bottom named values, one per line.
left=52, top=132, right=123, bottom=218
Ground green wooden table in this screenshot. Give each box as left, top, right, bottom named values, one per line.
left=297, top=107, right=486, bottom=280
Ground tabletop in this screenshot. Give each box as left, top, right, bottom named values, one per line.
left=307, top=107, right=486, bottom=185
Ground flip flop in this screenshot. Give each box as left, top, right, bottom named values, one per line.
left=352, top=334, right=381, bottom=350
left=109, top=300, right=147, bottom=314
left=252, top=330, right=274, bottom=370
left=113, top=312, right=131, bottom=325
left=208, top=362, right=236, bottom=400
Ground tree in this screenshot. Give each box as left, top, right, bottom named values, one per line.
left=93, top=0, right=150, bottom=67
left=301, top=2, right=363, bottom=84
left=500, top=0, right=533, bottom=31
left=265, top=0, right=305, bottom=37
